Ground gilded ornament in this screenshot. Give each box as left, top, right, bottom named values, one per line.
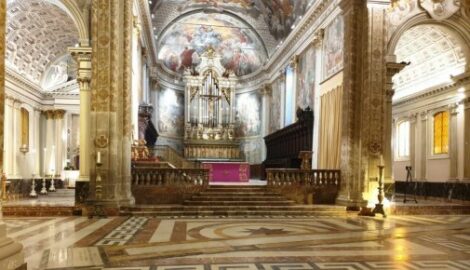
left=94, top=135, right=109, bottom=148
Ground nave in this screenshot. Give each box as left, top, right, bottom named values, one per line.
left=5, top=215, right=470, bottom=269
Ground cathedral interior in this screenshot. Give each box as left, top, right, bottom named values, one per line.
left=0, top=0, right=470, bottom=269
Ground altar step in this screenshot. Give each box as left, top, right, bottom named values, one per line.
left=121, top=185, right=346, bottom=217
left=120, top=206, right=345, bottom=217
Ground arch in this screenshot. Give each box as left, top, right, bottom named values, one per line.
left=44, top=0, right=90, bottom=43
left=387, top=13, right=470, bottom=61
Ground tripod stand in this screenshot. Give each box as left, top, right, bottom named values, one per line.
left=403, top=166, right=418, bottom=204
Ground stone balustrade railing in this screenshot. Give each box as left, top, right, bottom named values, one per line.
left=131, top=167, right=209, bottom=186
left=266, top=169, right=341, bottom=187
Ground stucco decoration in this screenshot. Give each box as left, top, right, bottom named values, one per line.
left=393, top=24, right=466, bottom=100
left=41, top=54, right=78, bottom=90
left=5, top=0, right=79, bottom=84
left=419, top=0, right=461, bottom=21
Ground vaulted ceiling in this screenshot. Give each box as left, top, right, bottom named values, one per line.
left=393, top=24, right=467, bottom=100
left=151, top=0, right=316, bottom=76
left=5, top=0, right=79, bottom=85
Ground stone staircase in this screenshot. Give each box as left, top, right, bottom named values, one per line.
left=120, top=185, right=346, bottom=217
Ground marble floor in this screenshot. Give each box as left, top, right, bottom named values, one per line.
left=3, top=215, right=470, bottom=270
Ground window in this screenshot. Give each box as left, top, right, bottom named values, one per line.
left=433, top=111, right=449, bottom=154
left=284, top=66, right=295, bottom=126
left=397, top=121, right=410, bottom=158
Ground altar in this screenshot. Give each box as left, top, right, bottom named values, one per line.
left=202, top=162, right=250, bottom=182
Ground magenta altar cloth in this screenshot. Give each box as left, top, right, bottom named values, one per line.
left=202, top=162, right=250, bottom=182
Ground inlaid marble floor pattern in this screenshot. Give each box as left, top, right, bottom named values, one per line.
left=4, top=215, right=470, bottom=270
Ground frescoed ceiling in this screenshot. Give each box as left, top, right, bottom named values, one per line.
left=5, top=0, right=79, bottom=85
left=393, top=25, right=466, bottom=101
left=151, top=0, right=317, bottom=67
left=158, top=12, right=267, bottom=76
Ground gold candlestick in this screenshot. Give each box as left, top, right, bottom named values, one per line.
left=89, top=154, right=106, bottom=218
left=373, top=165, right=387, bottom=217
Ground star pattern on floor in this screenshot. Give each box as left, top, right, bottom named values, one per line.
left=242, top=227, right=291, bottom=236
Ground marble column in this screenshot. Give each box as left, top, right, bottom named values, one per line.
left=464, top=98, right=470, bottom=180
left=409, top=113, right=417, bottom=178
left=418, top=111, right=428, bottom=181
left=33, top=108, right=41, bottom=176
left=69, top=47, right=92, bottom=186
left=311, top=30, right=323, bottom=169
left=449, top=104, right=459, bottom=180
left=43, top=110, right=55, bottom=176
left=384, top=62, right=407, bottom=182
left=54, top=110, right=66, bottom=177
left=89, top=0, right=134, bottom=207
left=336, top=0, right=368, bottom=208
left=3, top=96, right=13, bottom=176
left=12, top=100, right=22, bottom=178
left=0, top=0, right=26, bottom=268
left=260, top=84, right=272, bottom=160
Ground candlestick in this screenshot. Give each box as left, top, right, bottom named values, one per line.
left=379, top=155, right=384, bottom=167
left=96, top=151, right=101, bottom=164
left=372, top=165, right=387, bottom=217
left=43, top=148, right=47, bottom=177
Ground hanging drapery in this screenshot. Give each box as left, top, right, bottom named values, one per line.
left=319, top=85, right=343, bottom=169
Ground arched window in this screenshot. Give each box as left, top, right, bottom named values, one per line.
left=20, top=108, right=29, bottom=148
left=397, top=121, right=410, bottom=158
left=433, top=111, right=449, bottom=154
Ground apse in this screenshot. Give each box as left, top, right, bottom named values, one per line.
left=157, top=12, right=267, bottom=76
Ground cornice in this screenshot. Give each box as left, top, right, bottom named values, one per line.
left=137, top=0, right=158, bottom=66
left=264, top=0, right=337, bottom=77
left=5, top=66, right=42, bottom=93
left=392, top=81, right=466, bottom=107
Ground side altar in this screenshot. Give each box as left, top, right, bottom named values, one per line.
left=183, top=48, right=242, bottom=161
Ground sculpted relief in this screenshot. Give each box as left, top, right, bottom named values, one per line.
left=419, top=0, right=461, bottom=21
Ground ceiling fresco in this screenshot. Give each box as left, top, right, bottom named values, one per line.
left=153, top=0, right=316, bottom=40
left=158, top=12, right=267, bottom=76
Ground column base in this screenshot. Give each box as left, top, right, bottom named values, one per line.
left=75, top=181, right=89, bottom=204
left=336, top=194, right=368, bottom=211
left=0, top=224, right=25, bottom=270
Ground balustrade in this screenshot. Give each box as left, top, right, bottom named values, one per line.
left=267, top=169, right=340, bottom=188
left=131, top=167, right=209, bottom=186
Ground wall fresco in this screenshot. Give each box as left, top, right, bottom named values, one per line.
left=235, top=91, right=261, bottom=137
left=297, top=45, right=315, bottom=109
left=269, top=78, right=282, bottom=134
left=323, top=15, right=344, bottom=80
left=157, top=88, right=185, bottom=137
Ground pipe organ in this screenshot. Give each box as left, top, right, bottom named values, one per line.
left=183, top=48, right=241, bottom=161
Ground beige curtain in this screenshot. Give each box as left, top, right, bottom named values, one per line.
left=319, top=85, right=343, bottom=169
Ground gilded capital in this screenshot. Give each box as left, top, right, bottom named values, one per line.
left=54, top=109, right=66, bottom=120
left=43, top=110, right=55, bottom=120
left=312, top=28, right=324, bottom=48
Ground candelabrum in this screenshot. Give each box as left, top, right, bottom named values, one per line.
left=372, top=165, right=387, bottom=217
left=49, top=169, right=56, bottom=192
left=90, top=156, right=107, bottom=218
left=1, top=173, right=7, bottom=201
left=40, top=173, right=48, bottom=195
left=29, top=174, right=38, bottom=198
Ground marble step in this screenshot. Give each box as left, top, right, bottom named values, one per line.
left=197, top=192, right=280, bottom=196
left=183, top=200, right=295, bottom=206
left=189, top=196, right=287, bottom=201
left=120, top=209, right=345, bottom=217
left=122, top=205, right=341, bottom=212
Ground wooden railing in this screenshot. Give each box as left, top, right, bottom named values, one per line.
left=131, top=167, right=209, bottom=186
left=152, top=145, right=199, bottom=168
left=267, top=169, right=340, bottom=187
